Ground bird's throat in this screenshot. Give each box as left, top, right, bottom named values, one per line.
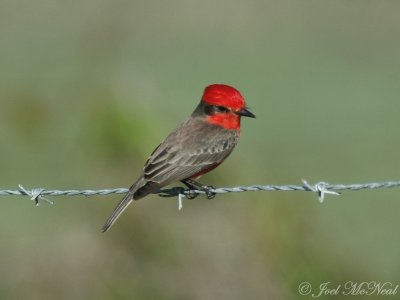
left=207, top=113, right=241, bottom=130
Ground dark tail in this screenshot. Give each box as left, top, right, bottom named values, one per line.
left=102, top=178, right=160, bottom=232
left=102, top=192, right=134, bottom=232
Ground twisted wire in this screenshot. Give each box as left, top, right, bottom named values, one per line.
left=1, top=180, right=399, bottom=205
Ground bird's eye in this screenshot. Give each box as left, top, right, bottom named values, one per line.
left=215, top=106, right=229, bottom=113
left=203, top=104, right=230, bottom=115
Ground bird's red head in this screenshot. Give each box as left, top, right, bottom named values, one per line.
left=200, top=84, right=255, bottom=130
left=202, top=84, right=246, bottom=111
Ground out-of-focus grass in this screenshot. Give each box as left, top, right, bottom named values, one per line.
left=1, top=1, right=400, bottom=299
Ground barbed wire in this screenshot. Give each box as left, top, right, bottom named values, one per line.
left=0, top=180, right=399, bottom=208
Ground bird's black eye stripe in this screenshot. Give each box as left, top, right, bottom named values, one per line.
left=204, top=104, right=230, bottom=115
left=216, top=106, right=229, bottom=112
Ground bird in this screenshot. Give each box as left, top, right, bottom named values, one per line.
left=102, top=84, right=255, bottom=232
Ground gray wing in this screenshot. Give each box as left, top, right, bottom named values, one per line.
left=142, top=116, right=239, bottom=187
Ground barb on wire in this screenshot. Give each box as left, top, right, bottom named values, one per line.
left=1, top=180, right=400, bottom=209
left=18, top=184, right=53, bottom=206
left=301, top=180, right=341, bottom=203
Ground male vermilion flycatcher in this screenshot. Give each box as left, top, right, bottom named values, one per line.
left=102, top=84, right=255, bottom=232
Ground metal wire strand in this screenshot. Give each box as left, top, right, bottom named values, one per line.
left=1, top=180, right=400, bottom=205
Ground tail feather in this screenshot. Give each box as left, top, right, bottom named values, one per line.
left=102, top=192, right=134, bottom=232
left=102, top=178, right=160, bottom=232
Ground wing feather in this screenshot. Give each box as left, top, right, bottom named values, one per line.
left=142, top=116, right=238, bottom=186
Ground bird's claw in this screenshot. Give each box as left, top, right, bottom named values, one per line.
left=185, top=184, right=216, bottom=199
left=202, top=185, right=216, bottom=199
left=186, top=190, right=199, bottom=199
left=206, top=191, right=216, bottom=199
left=158, top=185, right=215, bottom=199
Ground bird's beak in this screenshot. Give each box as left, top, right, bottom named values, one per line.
left=235, top=108, right=256, bottom=118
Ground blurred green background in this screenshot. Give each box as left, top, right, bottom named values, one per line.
left=1, top=0, right=400, bottom=299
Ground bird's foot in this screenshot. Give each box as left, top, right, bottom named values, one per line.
left=181, top=179, right=215, bottom=199
left=186, top=190, right=199, bottom=199
left=202, top=185, right=216, bottom=199
left=183, top=185, right=215, bottom=199
left=160, top=180, right=216, bottom=199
